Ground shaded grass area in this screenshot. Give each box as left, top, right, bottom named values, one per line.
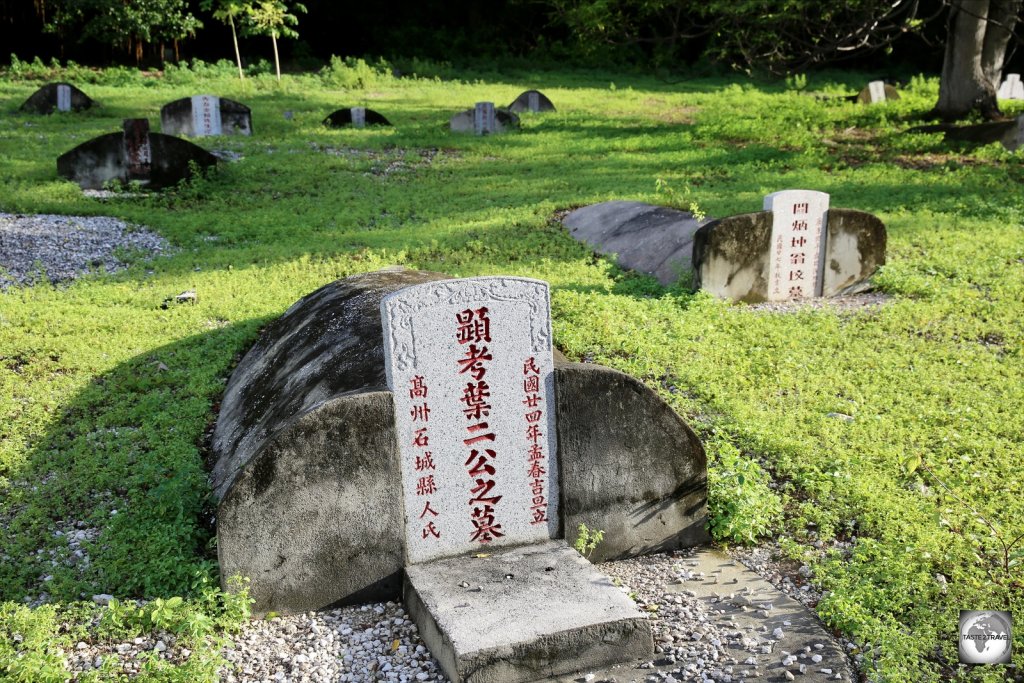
left=1, top=63, right=1022, bottom=681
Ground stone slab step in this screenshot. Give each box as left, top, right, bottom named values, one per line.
left=404, top=540, right=654, bottom=683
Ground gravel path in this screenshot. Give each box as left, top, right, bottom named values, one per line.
left=0, top=213, right=171, bottom=290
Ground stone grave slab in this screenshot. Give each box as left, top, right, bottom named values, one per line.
left=323, top=106, right=392, bottom=127
left=563, top=201, right=710, bottom=286
left=405, top=540, right=653, bottom=683
left=508, top=89, right=556, bottom=113
left=57, top=118, right=217, bottom=190
left=160, top=95, right=252, bottom=137
left=764, top=189, right=829, bottom=300
left=450, top=103, right=520, bottom=134
left=856, top=81, right=899, bottom=103
left=381, top=276, right=559, bottom=563
left=997, top=73, right=1024, bottom=100
left=20, top=82, right=94, bottom=114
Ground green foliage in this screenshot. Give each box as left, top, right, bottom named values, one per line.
left=573, top=523, right=605, bottom=559
left=319, top=56, right=397, bottom=89
left=706, top=436, right=783, bottom=544
left=0, top=604, right=68, bottom=683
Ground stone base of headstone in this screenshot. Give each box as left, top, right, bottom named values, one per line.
left=20, top=82, right=94, bottom=114
left=405, top=540, right=653, bottom=683
left=323, top=107, right=393, bottom=127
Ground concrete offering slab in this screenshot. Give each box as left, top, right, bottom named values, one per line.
left=508, top=89, right=556, bottom=113
left=764, top=189, right=829, bottom=300
left=20, top=82, right=94, bottom=114
left=450, top=104, right=519, bottom=134
left=382, top=277, right=558, bottom=563
left=160, top=95, right=252, bottom=137
left=405, top=540, right=654, bottom=683
left=563, top=201, right=710, bottom=286
left=856, top=82, right=899, bottom=103
left=323, top=107, right=393, bottom=127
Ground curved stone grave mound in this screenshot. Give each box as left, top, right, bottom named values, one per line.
left=450, top=101, right=520, bottom=135
left=323, top=106, right=392, bottom=128
left=856, top=80, right=900, bottom=104
left=563, top=201, right=712, bottom=287
left=20, top=82, right=94, bottom=114
left=508, top=89, right=556, bottom=113
left=57, top=119, right=217, bottom=190
left=212, top=267, right=707, bottom=616
left=160, top=95, right=252, bottom=137
left=908, top=115, right=1024, bottom=152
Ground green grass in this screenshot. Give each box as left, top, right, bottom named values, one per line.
left=1, top=60, right=1022, bottom=681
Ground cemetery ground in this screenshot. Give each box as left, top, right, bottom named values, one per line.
left=0, top=59, right=1022, bottom=682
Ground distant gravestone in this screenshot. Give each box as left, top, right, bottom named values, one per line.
left=997, top=73, right=1024, bottom=100
left=763, top=189, right=829, bottom=300
left=450, top=103, right=519, bottom=134
left=857, top=81, right=899, bottom=104
left=508, top=89, right=556, bottom=113
left=322, top=106, right=392, bottom=128
left=160, top=95, right=252, bottom=137
left=20, top=82, right=94, bottom=114
left=57, top=119, right=217, bottom=190
left=381, top=277, right=558, bottom=563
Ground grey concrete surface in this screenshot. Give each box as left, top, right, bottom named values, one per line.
left=405, top=540, right=654, bottom=683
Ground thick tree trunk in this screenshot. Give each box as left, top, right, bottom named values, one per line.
left=230, top=16, right=244, bottom=80
left=934, top=0, right=1020, bottom=121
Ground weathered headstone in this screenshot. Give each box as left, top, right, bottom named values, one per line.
left=868, top=80, right=886, bottom=103
left=322, top=106, right=392, bottom=127
left=508, top=89, right=556, bottom=113
left=160, top=95, right=252, bottom=137
left=997, top=73, right=1024, bottom=100
left=20, top=82, right=94, bottom=114
left=693, top=192, right=886, bottom=303
left=381, top=277, right=559, bottom=562
left=856, top=81, right=899, bottom=103
left=57, top=119, right=217, bottom=190
left=763, top=189, right=829, bottom=300
left=450, top=103, right=519, bottom=134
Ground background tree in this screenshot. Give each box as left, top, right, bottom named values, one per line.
left=78, top=0, right=201, bottom=65
left=244, top=0, right=306, bottom=81
left=202, top=0, right=251, bottom=79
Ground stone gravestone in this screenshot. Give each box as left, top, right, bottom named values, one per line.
left=856, top=81, right=899, bottom=104
left=20, top=82, right=94, bottom=114
left=57, top=118, right=217, bottom=190
left=508, top=89, right=556, bottom=113
left=160, top=95, right=253, bottom=137
left=997, top=73, right=1024, bottom=100
left=450, top=103, right=520, bottom=134
left=693, top=191, right=886, bottom=303
left=322, top=106, right=392, bottom=127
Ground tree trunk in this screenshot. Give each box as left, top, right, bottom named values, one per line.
left=230, top=15, right=244, bottom=80
left=272, top=32, right=281, bottom=81
left=934, top=0, right=1020, bottom=121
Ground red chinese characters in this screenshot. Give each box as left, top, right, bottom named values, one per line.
left=409, top=375, right=441, bottom=541
left=522, top=356, right=549, bottom=525
left=457, top=307, right=504, bottom=543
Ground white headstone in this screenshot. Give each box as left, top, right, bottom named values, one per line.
left=56, top=84, right=71, bottom=112
left=351, top=106, right=366, bottom=128
left=474, top=102, right=496, bottom=135
left=191, top=95, right=223, bottom=136
left=867, top=80, right=886, bottom=103
left=764, top=190, right=830, bottom=301
left=1010, top=74, right=1024, bottom=100
left=528, top=92, right=540, bottom=113
left=381, top=277, right=559, bottom=564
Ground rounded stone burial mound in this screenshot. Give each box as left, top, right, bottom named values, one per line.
left=213, top=268, right=707, bottom=615
left=856, top=82, right=900, bottom=103
left=508, top=89, right=556, bottom=113
left=20, top=82, right=94, bottom=114
left=563, top=201, right=711, bottom=287
left=693, top=209, right=886, bottom=303
left=323, top=107, right=392, bottom=127
left=160, top=95, right=252, bottom=137
left=449, top=105, right=520, bottom=134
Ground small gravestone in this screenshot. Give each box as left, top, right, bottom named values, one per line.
left=20, top=82, right=94, bottom=114
left=160, top=95, right=252, bottom=137
left=57, top=119, right=217, bottom=190
left=693, top=191, right=886, bottom=303
left=450, top=102, right=519, bottom=134
left=508, top=89, right=556, bottom=113
left=997, top=73, right=1024, bottom=100
left=322, top=106, right=392, bottom=128
left=857, top=81, right=899, bottom=104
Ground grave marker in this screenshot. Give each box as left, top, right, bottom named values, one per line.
left=381, top=277, right=558, bottom=564
left=508, top=89, right=556, bottom=114
left=473, top=101, right=497, bottom=135
left=160, top=95, right=252, bottom=137
left=351, top=106, right=366, bottom=128
left=20, top=82, right=94, bottom=114
left=122, top=119, right=152, bottom=182
left=191, top=95, right=223, bottom=136
left=868, top=80, right=886, bottom=103
left=56, top=84, right=71, bottom=112
left=998, top=73, right=1023, bottom=100
left=764, top=189, right=829, bottom=300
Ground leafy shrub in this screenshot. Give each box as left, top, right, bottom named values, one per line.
left=707, top=435, right=783, bottom=544
left=319, top=56, right=396, bottom=89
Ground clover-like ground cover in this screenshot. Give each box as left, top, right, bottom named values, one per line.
left=0, top=60, right=1021, bottom=681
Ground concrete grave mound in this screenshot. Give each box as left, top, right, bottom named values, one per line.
left=856, top=81, right=899, bottom=104
left=508, top=89, right=556, bottom=113
left=212, top=268, right=707, bottom=620
left=160, top=95, right=252, bottom=136
left=563, top=201, right=711, bottom=287
left=323, top=107, right=392, bottom=128
left=57, top=119, right=217, bottom=190
left=450, top=102, right=520, bottom=134
left=20, top=82, right=94, bottom=114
